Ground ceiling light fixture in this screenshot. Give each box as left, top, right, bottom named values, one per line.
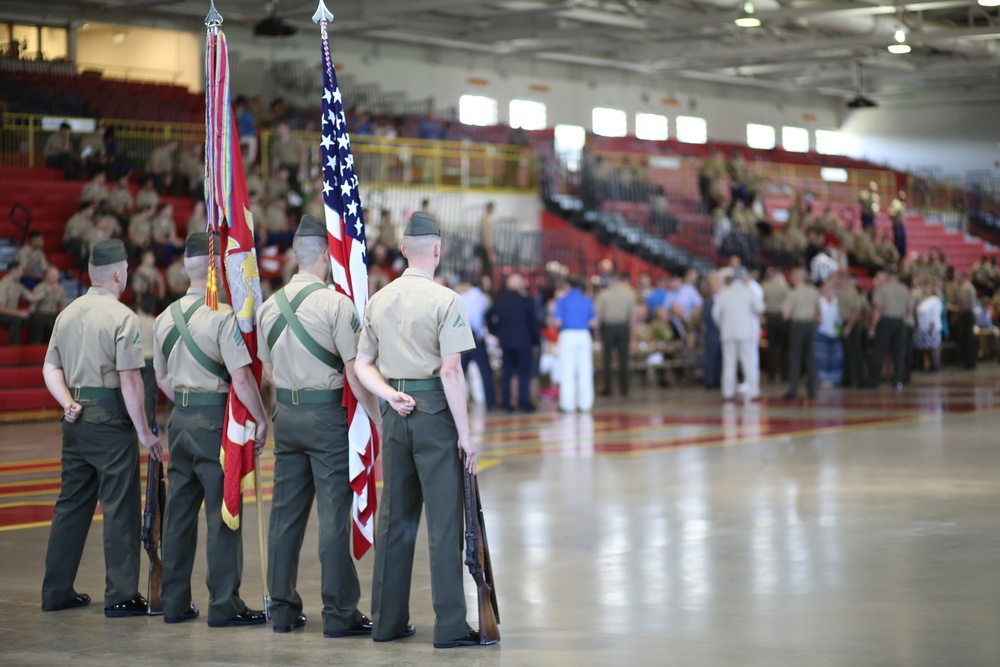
left=887, top=28, right=911, bottom=54
left=735, top=2, right=761, bottom=28
left=978, top=0, right=1000, bottom=7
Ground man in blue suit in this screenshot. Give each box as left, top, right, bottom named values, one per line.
left=487, top=274, right=540, bottom=412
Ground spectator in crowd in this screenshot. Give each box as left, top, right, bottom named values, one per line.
left=235, top=95, right=258, bottom=164
left=79, top=126, right=107, bottom=171
left=836, top=273, right=869, bottom=388
left=245, top=163, right=264, bottom=199
left=476, top=202, right=496, bottom=283
left=553, top=277, right=596, bottom=413
left=645, top=276, right=673, bottom=319
left=698, top=152, right=726, bottom=212
left=43, top=122, right=83, bottom=180
left=80, top=170, right=108, bottom=206
left=270, top=123, right=306, bottom=195
left=869, top=270, right=913, bottom=389
left=713, top=267, right=764, bottom=402
left=265, top=165, right=292, bottom=202
left=782, top=268, right=821, bottom=401
left=458, top=278, right=496, bottom=411
left=127, top=207, right=154, bottom=261
left=971, top=255, right=996, bottom=297
left=489, top=273, right=540, bottom=412
left=177, top=144, right=205, bottom=199
left=700, top=273, right=722, bottom=390
left=377, top=208, right=397, bottom=250
left=595, top=274, right=635, bottom=398
left=1, top=262, right=42, bottom=344
left=165, top=255, right=190, bottom=301
left=135, top=176, right=160, bottom=211
left=15, top=232, right=49, bottom=289
left=84, top=214, right=118, bottom=260
left=890, top=192, right=907, bottom=259
left=187, top=201, right=207, bottom=237
left=131, top=249, right=165, bottom=305
left=816, top=278, right=842, bottom=387
left=951, top=270, right=977, bottom=369
left=858, top=181, right=880, bottom=231
left=63, top=201, right=97, bottom=270
left=761, top=268, right=789, bottom=383
left=262, top=197, right=293, bottom=249
left=28, top=266, right=67, bottom=343
left=674, top=269, right=704, bottom=319
left=107, top=173, right=134, bottom=220
left=150, top=203, right=184, bottom=266
left=146, top=140, right=178, bottom=194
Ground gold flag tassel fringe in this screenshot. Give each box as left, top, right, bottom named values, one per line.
left=206, top=227, right=219, bottom=310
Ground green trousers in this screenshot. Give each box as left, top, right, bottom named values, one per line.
left=42, top=398, right=141, bottom=608
left=267, top=401, right=365, bottom=634
left=371, top=391, right=469, bottom=643
left=160, top=404, right=246, bottom=621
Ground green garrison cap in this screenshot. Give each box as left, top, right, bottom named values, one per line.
left=185, top=232, right=211, bottom=258
left=404, top=211, right=441, bottom=237
left=90, top=239, right=128, bottom=266
left=295, top=214, right=328, bottom=238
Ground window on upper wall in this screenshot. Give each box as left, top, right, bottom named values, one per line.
left=782, top=125, right=810, bottom=153
left=459, top=95, right=498, bottom=127
left=592, top=107, right=627, bottom=137
left=816, top=129, right=847, bottom=155
left=635, top=113, right=668, bottom=141
left=509, top=99, right=546, bottom=130
left=554, top=123, right=586, bottom=171
left=746, top=123, right=776, bottom=150
left=676, top=115, right=707, bottom=144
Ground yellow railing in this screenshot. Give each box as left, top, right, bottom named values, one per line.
left=0, top=113, right=537, bottom=193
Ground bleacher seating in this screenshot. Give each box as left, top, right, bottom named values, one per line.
left=0, top=71, right=203, bottom=123
left=0, top=345, right=57, bottom=414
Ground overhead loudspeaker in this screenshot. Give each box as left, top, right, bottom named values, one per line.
left=253, top=17, right=297, bottom=37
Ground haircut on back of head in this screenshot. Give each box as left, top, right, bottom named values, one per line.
left=89, top=260, right=126, bottom=287
left=293, top=235, right=328, bottom=267
left=183, top=255, right=211, bottom=282
left=402, top=234, right=439, bottom=256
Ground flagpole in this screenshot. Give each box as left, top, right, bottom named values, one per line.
left=204, top=0, right=270, bottom=622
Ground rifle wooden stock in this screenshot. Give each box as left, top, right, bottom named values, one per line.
left=462, top=463, right=500, bottom=645
left=141, top=400, right=166, bottom=615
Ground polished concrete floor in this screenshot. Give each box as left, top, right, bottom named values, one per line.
left=1, top=369, right=999, bottom=666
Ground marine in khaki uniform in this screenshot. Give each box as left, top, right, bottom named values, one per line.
left=152, top=233, right=268, bottom=626
left=0, top=262, right=42, bottom=344
left=257, top=216, right=381, bottom=637
left=354, top=211, right=488, bottom=649
left=107, top=175, right=135, bottom=219
left=80, top=172, right=108, bottom=206
left=15, top=232, right=49, bottom=281
left=40, top=239, right=163, bottom=616
left=868, top=270, right=913, bottom=389
left=595, top=275, right=635, bottom=397
left=782, top=268, right=821, bottom=400
left=835, top=274, right=869, bottom=388
left=761, top=269, right=790, bottom=383
left=29, top=266, right=68, bottom=343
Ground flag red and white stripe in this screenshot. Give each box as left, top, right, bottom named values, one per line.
left=315, top=1, right=379, bottom=559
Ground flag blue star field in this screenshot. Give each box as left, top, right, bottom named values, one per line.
left=316, top=7, right=378, bottom=559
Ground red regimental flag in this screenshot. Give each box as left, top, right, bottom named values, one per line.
left=205, top=28, right=263, bottom=530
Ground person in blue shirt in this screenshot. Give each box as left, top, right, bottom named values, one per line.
left=553, top=277, right=597, bottom=413
left=234, top=96, right=258, bottom=163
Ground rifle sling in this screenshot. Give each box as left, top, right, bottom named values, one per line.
left=267, top=283, right=344, bottom=373
left=163, top=298, right=231, bottom=383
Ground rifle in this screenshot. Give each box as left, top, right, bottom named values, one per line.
left=462, top=459, right=500, bottom=645
left=140, top=394, right=166, bottom=615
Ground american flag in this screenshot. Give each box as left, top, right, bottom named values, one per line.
left=314, top=1, right=379, bottom=560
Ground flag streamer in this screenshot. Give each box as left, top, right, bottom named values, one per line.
left=314, top=0, right=379, bottom=559
left=205, top=2, right=264, bottom=531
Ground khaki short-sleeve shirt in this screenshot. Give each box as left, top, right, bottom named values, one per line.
left=153, top=289, right=250, bottom=393
left=762, top=279, right=790, bottom=315
left=0, top=274, right=30, bottom=309
left=782, top=284, right=821, bottom=322
left=32, top=281, right=68, bottom=315
left=15, top=246, right=49, bottom=276
left=358, top=268, right=475, bottom=380
left=108, top=188, right=134, bottom=216
left=63, top=213, right=92, bottom=243
left=257, top=274, right=359, bottom=391
left=873, top=282, right=911, bottom=319
left=45, top=287, right=144, bottom=387
left=595, top=283, right=635, bottom=324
